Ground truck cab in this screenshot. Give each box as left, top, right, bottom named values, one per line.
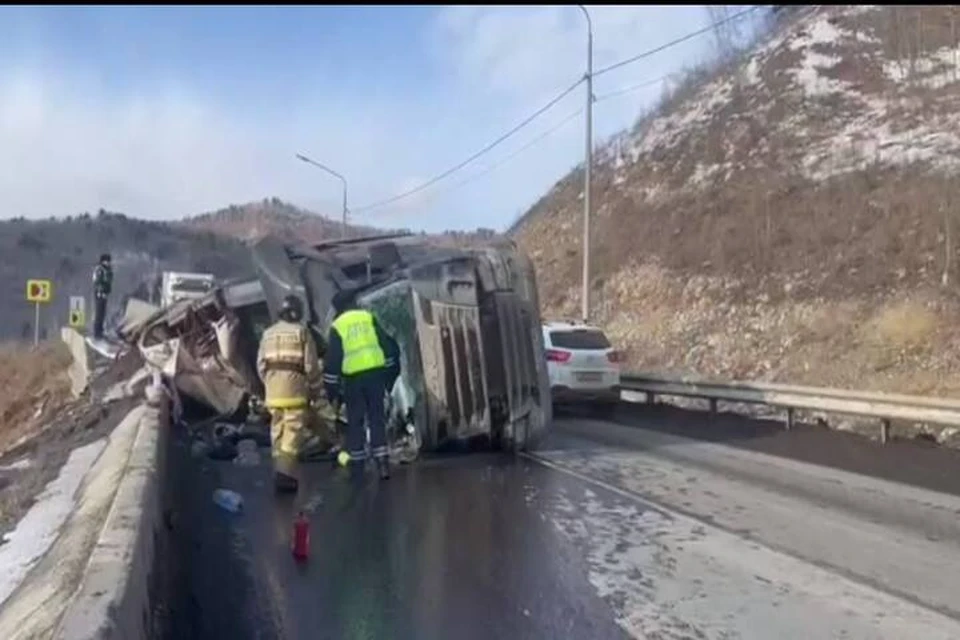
left=251, top=233, right=552, bottom=453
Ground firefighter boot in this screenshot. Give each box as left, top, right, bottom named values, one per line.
left=273, top=452, right=299, bottom=494
left=274, top=471, right=299, bottom=494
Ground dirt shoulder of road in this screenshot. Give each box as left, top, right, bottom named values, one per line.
left=0, top=342, right=73, bottom=457
left=0, top=341, right=142, bottom=538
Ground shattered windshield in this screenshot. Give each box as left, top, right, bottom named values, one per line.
left=360, top=280, right=425, bottom=428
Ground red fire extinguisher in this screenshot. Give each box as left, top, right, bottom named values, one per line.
left=292, top=511, right=310, bottom=561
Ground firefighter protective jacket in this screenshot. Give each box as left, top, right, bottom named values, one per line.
left=257, top=319, right=321, bottom=409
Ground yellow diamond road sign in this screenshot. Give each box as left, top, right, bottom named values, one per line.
left=69, top=296, right=85, bottom=328
left=26, top=279, right=52, bottom=303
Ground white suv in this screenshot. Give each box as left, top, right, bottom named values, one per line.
left=542, top=321, right=622, bottom=411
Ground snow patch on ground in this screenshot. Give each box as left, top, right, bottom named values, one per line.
left=794, top=52, right=844, bottom=96
left=800, top=82, right=960, bottom=180
left=593, top=4, right=960, bottom=195
left=623, top=8, right=852, bottom=161
left=543, top=458, right=960, bottom=639
left=884, top=46, right=960, bottom=90
left=794, top=16, right=845, bottom=49
left=0, top=438, right=105, bottom=605
left=0, top=459, right=31, bottom=472
left=629, top=79, right=733, bottom=159
left=689, top=163, right=723, bottom=186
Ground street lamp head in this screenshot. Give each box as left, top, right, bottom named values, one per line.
left=294, top=151, right=350, bottom=240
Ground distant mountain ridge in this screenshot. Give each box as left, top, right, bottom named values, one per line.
left=0, top=197, right=504, bottom=342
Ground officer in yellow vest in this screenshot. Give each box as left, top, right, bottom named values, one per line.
left=257, top=295, right=329, bottom=493
left=323, top=290, right=400, bottom=482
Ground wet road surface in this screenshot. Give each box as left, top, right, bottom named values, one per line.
left=167, top=439, right=634, bottom=640
left=166, top=406, right=960, bottom=639
left=539, top=417, right=960, bottom=637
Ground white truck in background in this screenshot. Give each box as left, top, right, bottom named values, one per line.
left=161, top=271, right=216, bottom=308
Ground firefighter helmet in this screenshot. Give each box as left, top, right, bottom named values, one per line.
left=279, top=295, right=303, bottom=322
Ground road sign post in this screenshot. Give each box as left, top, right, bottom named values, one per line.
left=69, top=296, right=86, bottom=329
left=26, top=279, right=52, bottom=347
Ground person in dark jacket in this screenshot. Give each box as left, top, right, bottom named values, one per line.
left=323, top=290, right=400, bottom=481
left=91, top=253, right=113, bottom=339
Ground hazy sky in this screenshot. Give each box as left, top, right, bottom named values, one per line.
left=0, top=5, right=757, bottom=232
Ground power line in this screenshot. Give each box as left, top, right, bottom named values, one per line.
left=441, top=109, right=585, bottom=195
left=594, top=5, right=761, bottom=77
left=365, top=74, right=678, bottom=215
left=595, top=74, right=672, bottom=101
left=352, top=77, right=584, bottom=213
left=383, top=79, right=666, bottom=207
left=365, top=109, right=584, bottom=218
left=447, top=82, right=660, bottom=187
left=354, top=5, right=762, bottom=214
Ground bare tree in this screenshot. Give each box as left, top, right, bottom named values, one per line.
left=952, top=8, right=958, bottom=85
left=942, top=194, right=953, bottom=288
left=706, top=6, right=744, bottom=62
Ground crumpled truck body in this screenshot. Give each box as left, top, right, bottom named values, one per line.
left=132, top=284, right=267, bottom=419
left=121, top=233, right=551, bottom=454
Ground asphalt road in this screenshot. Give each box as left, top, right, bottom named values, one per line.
left=164, top=405, right=960, bottom=640
left=165, top=435, right=634, bottom=640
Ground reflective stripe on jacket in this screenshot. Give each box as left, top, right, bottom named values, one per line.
left=256, top=320, right=320, bottom=409
left=331, top=309, right=386, bottom=376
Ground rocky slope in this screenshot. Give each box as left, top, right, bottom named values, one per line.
left=513, top=4, right=960, bottom=405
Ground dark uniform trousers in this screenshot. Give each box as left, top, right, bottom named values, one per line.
left=93, top=294, right=108, bottom=338
left=344, top=368, right=389, bottom=462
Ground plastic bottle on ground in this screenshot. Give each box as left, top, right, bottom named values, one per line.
left=212, top=488, right=243, bottom=513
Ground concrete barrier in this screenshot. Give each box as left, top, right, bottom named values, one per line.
left=60, top=327, right=91, bottom=398
left=55, top=374, right=171, bottom=640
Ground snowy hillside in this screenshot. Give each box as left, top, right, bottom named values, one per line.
left=513, top=5, right=960, bottom=413
left=604, top=5, right=960, bottom=188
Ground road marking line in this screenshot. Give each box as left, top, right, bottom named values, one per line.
left=522, top=451, right=676, bottom=517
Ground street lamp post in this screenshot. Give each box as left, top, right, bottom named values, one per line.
left=295, top=153, right=349, bottom=239
left=577, top=4, right=594, bottom=323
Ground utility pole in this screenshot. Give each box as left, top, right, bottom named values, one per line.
left=577, top=5, right=594, bottom=323
left=295, top=153, right=349, bottom=239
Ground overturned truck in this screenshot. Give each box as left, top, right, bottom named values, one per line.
left=126, top=233, right=552, bottom=456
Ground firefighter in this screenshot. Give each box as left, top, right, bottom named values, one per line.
left=257, top=294, right=334, bottom=493
left=91, top=253, right=113, bottom=339
left=323, top=290, right=400, bottom=482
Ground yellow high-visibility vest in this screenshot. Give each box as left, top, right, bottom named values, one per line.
left=333, top=309, right=386, bottom=376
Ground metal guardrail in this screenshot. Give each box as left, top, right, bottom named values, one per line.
left=620, top=373, right=960, bottom=444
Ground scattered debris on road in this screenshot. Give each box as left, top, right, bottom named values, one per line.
left=212, top=488, right=243, bottom=514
